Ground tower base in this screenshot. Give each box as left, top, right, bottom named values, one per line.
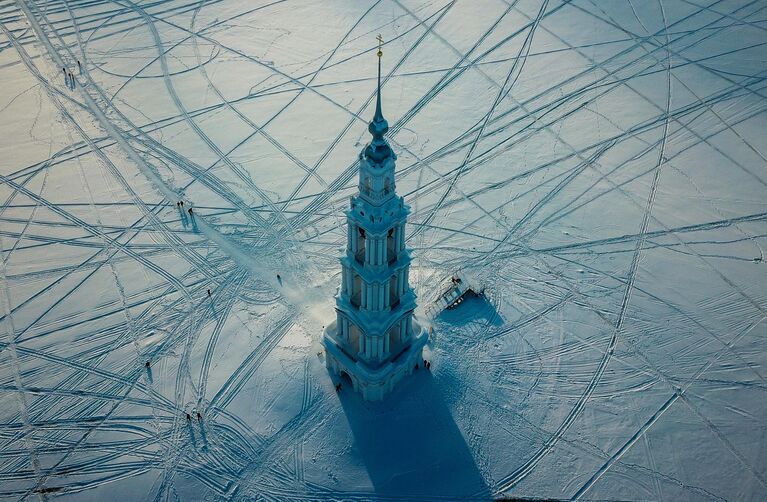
left=322, top=320, right=427, bottom=401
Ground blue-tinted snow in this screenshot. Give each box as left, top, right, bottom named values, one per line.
left=0, top=0, right=766, bottom=500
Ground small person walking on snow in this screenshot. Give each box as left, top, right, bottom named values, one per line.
left=207, top=289, right=211, bottom=297
left=77, top=60, right=82, bottom=75
left=186, top=413, right=191, bottom=421
left=276, top=274, right=282, bottom=286
left=188, top=207, right=193, bottom=216
left=197, top=412, right=202, bottom=421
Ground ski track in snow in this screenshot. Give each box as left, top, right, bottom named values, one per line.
left=1, top=0, right=766, bottom=500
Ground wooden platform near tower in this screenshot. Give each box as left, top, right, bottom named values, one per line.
left=424, top=272, right=485, bottom=319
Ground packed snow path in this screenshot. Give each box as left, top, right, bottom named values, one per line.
left=1, top=1, right=766, bottom=500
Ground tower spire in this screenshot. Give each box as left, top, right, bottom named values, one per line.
left=367, top=34, right=391, bottom=161
left=374, top=34, right=384, bottom=124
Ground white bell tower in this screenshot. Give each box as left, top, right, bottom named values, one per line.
left=322, top=37, right=427, bottom=401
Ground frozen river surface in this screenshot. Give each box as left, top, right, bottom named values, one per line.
left=1, top=0, right=766, bottom=500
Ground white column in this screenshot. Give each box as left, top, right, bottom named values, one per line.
left=380, top=238, right=386, bottom=265
left=380, top=238, right=385, bottom=266
left=369, top=237, right=375, bottom=265
left=371, top=282, right=377, bottom=310
left=367, top=283, right=373, bottom=310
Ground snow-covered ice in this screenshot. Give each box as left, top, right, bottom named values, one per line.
left=1, top=0, right=766, bottom=500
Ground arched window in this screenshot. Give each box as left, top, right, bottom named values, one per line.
left=387, top=321, right=400, bottom=355
left=349, top=323, right=362, bottom=353
left=389, top=274, right=399, bottom=308
left=387, top=228, right=396, bottom=263
left=351, top=273, right=362, bottom=308
left=356, top=228, right=366, bottom=263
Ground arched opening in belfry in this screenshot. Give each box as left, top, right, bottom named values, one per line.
left=384, top=177, right=391, bottom=194
left=356, top=227, right=366, bottom=263
left=365, top=176, right=372, bottom=194
left=387, top=320, right=400, bottom=355
left=348, top=323, right=361, bottom=352
left=389, top=274, right=399, bottom=308
left=387, top=228, right=396, bottom=263
left=351, top=274, right=362, bottom=308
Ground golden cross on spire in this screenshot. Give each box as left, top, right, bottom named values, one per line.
left=376, top=34, right=384, bottom=58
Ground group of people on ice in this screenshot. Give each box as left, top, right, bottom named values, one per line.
left=176, top=200, right=194, bottom=216
left=62, top=60, right=81, bottom=90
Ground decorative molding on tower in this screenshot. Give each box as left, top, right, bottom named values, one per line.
left=322, top=36, right=427, bottom=401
